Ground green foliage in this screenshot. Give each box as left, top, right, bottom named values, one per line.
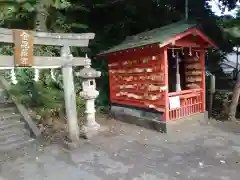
left=6, top=68, right=85, bottom=121
left=0, top=0, right=239, bottom=123
left=76, top=95, right=85, bottom=116
left=212, top=90, right=233, bottom=119
left=7, top=69, right=61, bottom=115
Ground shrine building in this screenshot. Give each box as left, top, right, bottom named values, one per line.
left=98, top=20, right=216, bottom=132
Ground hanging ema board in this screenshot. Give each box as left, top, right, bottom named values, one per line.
left=13, top=30, right=33, bottom=67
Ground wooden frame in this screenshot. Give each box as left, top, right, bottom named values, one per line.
left=0, top=28, right=94, bottom=46
left=0, top=28, right=94, bottom=68
left=200, top=48, right=206, bottom=111
left=0, top=27, right=96, bottom=142
left=108, top=44, right=166, bottom=111
left=0, top=56, right=91, bottom=69
left=160, top=28, right=216, bottom=48
left=163, top=47, right=169, bottom=121
left=166, top=46, right=206, bottom=120
left=102, top=26, right=215, bottom=122
left=107, top=43, right=207, bottom=121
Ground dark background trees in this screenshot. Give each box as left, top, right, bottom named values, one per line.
left=0, top=0, right=239, bottom=120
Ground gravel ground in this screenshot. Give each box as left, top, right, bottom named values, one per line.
left=0, top=118, right=240, bottom=180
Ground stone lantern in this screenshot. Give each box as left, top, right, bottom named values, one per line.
left=76, top=60, right=101, bottom=137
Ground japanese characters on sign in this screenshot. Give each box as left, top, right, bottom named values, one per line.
left=13, top=30, right=33, bottom=67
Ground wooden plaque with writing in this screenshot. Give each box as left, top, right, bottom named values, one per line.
left=13, top=29, right=34, bottom=67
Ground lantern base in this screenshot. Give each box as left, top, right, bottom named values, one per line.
left=80, top=122, right=106, bottom=139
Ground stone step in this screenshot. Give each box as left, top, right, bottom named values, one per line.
left=0, top=133, right=30, bottom=145
left=0, top=99, right=13, bottom=104
left=0, top=111, right=18, bottom=118
left=0, top=107, right=16, bottom=114
left=0, top=130, right=26, bottom=140
left=0, top=119, right=24, bottom=130
left=0, top=127, right=30, bottom=137
left=0, top=137, right=34, bottom=152
left=0, top=114, right=21, bottom=121
left=0, top=89, right=7, bottom=101
left=0, top=100, right=14, bottom=108
left=0, top=85, right=37, bottom=152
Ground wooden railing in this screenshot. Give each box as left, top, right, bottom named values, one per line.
left=168, top=89, right=203, bottom=120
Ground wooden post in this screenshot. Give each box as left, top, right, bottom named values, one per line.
left=200, top=49, right=206, bottom=112
left=176, top=55, right=182, bottom=91
left=208, top=75, right=215, bottom=119
left=163, top=47, right=169, bottom=121
left=61, top=46, right=79, bottom=142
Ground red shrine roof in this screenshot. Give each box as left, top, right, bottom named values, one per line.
left=99, top=20, right=216, bottom=56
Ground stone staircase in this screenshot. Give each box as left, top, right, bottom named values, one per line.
left=0, top=95, right=35, bottom=152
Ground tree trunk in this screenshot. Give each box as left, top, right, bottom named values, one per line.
left=34, top=0, right=49, bottom=83
left=228, top=47, right=240, bottom=121
left=35, top=0, right=48, bottom=32
left=228, top=80, right=240, bottom=121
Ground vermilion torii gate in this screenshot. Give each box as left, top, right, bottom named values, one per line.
left=0, top=28, right=101, bottom=143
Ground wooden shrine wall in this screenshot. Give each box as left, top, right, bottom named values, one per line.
left=184, top=55, right=203, bottom=89
left=108, top=55, right=167, bottom=111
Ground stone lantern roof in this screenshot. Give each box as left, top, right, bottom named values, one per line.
left=76, top=67, right=101, bottom=79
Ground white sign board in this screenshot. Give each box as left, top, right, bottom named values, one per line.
left=169, top=96, right=180, bottom=110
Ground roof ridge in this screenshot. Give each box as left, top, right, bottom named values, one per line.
left=98, top=20, right=201, bottom=55
left=125, top=20, right=196, bottom=40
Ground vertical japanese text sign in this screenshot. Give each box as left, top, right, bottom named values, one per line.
left=13, top=30, right=33, bottom=67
